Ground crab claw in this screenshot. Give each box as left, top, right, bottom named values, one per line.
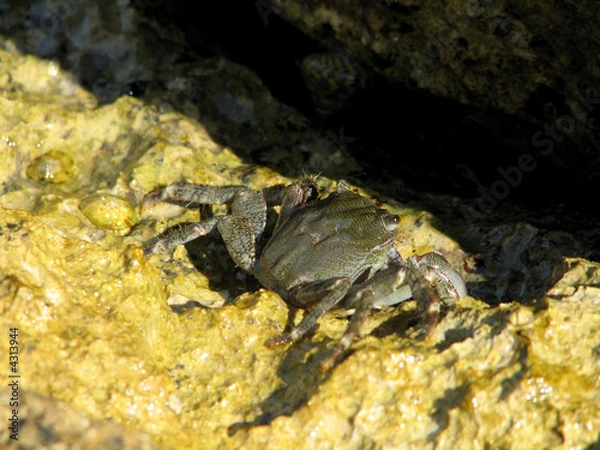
left=406, top=252, right=467, bottom=337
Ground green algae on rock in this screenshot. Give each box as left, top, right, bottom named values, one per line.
left=0, top=389, right=162, bottom=449
left=0, top=204, right=184, bottom=448
left=1, top=14, right=599, bottom=449
left=4, top=196, right=600, bottom=449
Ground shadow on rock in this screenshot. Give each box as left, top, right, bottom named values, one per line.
left=227, top=337, right=333, bottom=436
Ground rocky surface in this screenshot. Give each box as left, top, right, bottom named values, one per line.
left=274, top=0, right=600, bottom=201
left=0, top=2, right=599, bottom=449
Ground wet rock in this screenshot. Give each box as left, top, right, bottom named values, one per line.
left=0, top=389, right=161, bottom=449
left=79, top=194, right=138, bottom=233
left=275, top=0, right=600, bottom=200
left=241, top=259, right=600, bottom=448
left=26, top=150, right=75, bottom=184
left=0, top=7, right=599, bottom=450
left=301, top=52, right=371, bottom=116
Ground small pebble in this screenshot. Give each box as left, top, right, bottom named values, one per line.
left=79, top=194, right=138, bottom=233
left=26, top=150, right=75, bottom=183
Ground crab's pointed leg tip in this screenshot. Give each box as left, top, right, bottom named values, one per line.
left=265, top=334, right=293, bottom=348
left=320, top=346, right=345, bottom=371
left=320, top=357, right=335, bottom=372
left=142, top=189, right=167, bottom=209
left=423, top=313, right=439, bottom=339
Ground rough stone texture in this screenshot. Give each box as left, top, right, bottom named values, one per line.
left=274, top=0, right=600, bottom=188
left=274, top=0, right=595, bottom=113
left=0, top=389, right=161, bottom=449
left=0, top=2, right=599, bottom=450
left=2, top=186, right=600, bottom=448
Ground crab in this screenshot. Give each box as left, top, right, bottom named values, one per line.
left=143, top=178, right=467, bottom=369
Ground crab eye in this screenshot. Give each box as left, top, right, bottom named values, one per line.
left=382, top=214, right=400, bottom=232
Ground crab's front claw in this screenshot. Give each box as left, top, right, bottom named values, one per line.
left=409, top=252, right=468, bottom=303
left=405, top=252, right=467, bottom=336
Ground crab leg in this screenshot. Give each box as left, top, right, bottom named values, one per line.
left=321, top=288, right=376, bottom=371
left=143, top=184, right=268, bottom=268
left=328, top=252, right=466, bottom=364
left=216, top=216, right=259, bottom=273
left=265, top=277, right=351, bottom=347
left=143, top=218, right=220, bottom=257
left=143, top=183, right=242, bottom=207
left=272, top=179, right=319, bottom=233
